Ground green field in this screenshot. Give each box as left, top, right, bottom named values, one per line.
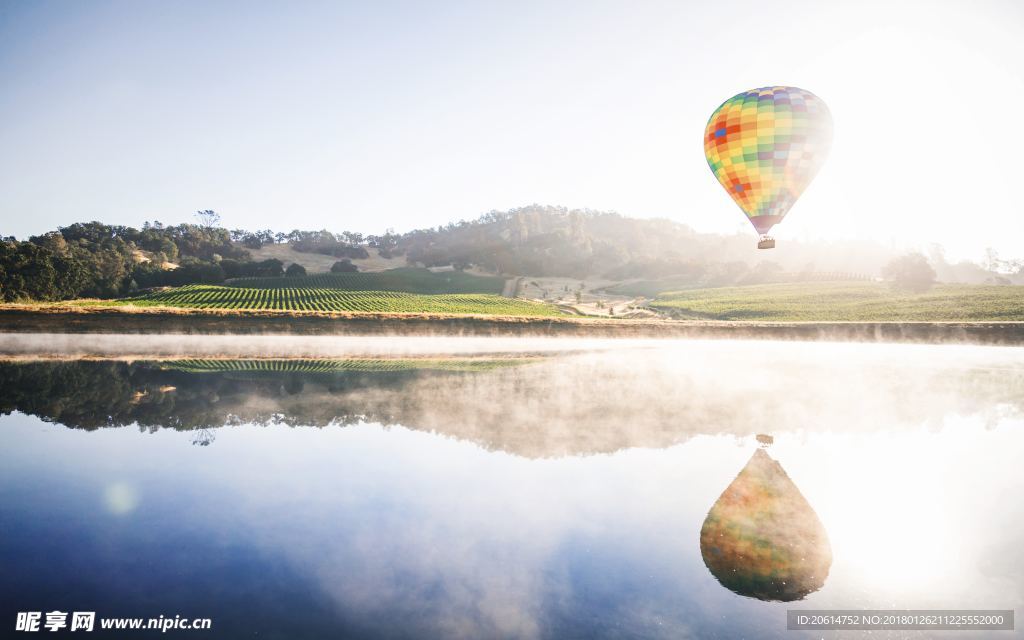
left=649, top=282, right=1024, bottom=321
left=119, top=284, right=562, bottom=316
left=603, top=276, right=703, bottom=298
left=226, top=267, right=505, bottom=294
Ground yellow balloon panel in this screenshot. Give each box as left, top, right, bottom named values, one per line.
left=704, top=86, right=832, bottom=234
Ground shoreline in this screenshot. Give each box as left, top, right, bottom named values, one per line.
left=1, top=305, right=1023, bottom=346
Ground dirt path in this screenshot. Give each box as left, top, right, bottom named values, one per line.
left=501, top=277, right=520, bottom=297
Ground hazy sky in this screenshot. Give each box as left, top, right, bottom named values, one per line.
left=1, top=0, right=1021, bottom=260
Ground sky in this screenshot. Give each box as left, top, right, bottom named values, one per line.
left=0, top=0, right=1022, bottom=261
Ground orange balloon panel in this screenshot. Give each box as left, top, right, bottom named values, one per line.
left=704, top=86, right=832, bottom=235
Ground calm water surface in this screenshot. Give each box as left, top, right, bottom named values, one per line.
left=1, top=338, right=1022, bottom=638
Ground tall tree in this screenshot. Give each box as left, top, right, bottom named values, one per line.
left=195, top=210, right=221, bottom=228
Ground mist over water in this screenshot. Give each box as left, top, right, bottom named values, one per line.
left=0, top=333, right=655, bottom=359
left=1, top=337, right=1022, bottom=638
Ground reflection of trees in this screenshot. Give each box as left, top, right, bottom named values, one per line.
left=0, top=361, right=426, bottom=432
left=2, top=351, right=1024, bottom=458
left=191, top=428, right=215, bottom=446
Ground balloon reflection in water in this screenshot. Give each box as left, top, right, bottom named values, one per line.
left=700, top=448, right=831, bottom=601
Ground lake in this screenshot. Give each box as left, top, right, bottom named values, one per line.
left=1, top=337, right=1022, bottom=638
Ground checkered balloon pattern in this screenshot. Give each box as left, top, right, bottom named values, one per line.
left=704, top=86, right=832, bottom=235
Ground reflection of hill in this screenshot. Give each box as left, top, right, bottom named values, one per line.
left=700, top=449, right=831, bottom=601
left=2, top=345, right=1023, bottom=457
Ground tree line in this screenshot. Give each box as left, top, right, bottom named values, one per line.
left=0, top=216, right=374, bottom=301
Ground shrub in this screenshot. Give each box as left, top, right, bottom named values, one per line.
left=221, top=258, right=284, bottom=279
left=331, top=260, right=358, bottom=273
left=882, top=253, right=936, bottom=293
left=285, top=263, right=307, bottom=277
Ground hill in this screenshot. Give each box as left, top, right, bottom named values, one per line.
left=390, top=205, right=915, bottom=280
left=241, top=242, right=407, bottom=273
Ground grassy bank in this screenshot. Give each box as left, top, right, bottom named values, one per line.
left=2, top=305, right=1024, bottom=346
left=650, top=282, right=1024, bottom=321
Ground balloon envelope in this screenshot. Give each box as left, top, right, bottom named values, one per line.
left=704, top=86, right=832, bottom=235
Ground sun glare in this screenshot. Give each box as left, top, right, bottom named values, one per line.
left=786, top=4, right=1024, bottom=259
left=815, top=429, right=973, bottom=601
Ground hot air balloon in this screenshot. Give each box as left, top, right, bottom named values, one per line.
left=704, top=86, right=832, bottom=249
